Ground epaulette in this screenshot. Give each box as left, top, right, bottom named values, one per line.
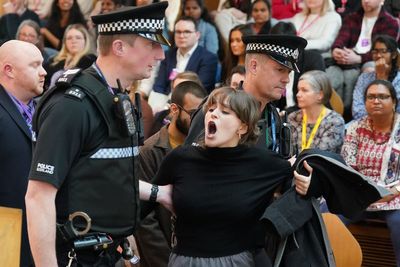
left=65, top=87, right=86, bottom=100
left=56, top=68, right=82, bottom=86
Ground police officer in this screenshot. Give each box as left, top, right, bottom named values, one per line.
left=25, top=3, right=172, bottom=266
left=185, top=35, right=307, bottom=158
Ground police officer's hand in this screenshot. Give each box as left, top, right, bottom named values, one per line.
left=293, top=160, right=312, bottom=196
left=158, top=184, right=175, bottom=215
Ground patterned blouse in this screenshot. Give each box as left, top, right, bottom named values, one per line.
left=288, top=109, right=345, bottom=154
left=341, top=116, right=400, bottom=210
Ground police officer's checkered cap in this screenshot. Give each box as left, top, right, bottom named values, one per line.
left=246, top=43, right=297, bottom=60
left=98, top=18, right=164, bottom=34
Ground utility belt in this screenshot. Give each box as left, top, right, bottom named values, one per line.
left=56, top=212, right=135, bottom=266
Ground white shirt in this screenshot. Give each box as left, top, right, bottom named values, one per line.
left=354, top=16, right=378, bottom=54
left=176, top=43, right=198, bottom=73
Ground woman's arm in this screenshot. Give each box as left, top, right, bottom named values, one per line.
left=40, top=27, right=60, bottom=49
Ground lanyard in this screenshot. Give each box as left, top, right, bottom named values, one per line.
left=301, top=106, right=326, bottom=150
left=92, top=63, right=115, bottom=95
left=296, top=14, right=320, bottom=36
left=265, top=108, right=277, bottom=151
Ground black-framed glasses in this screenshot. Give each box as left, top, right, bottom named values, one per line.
left=366, top=94, right=392, bottom=101
left=371, top=48, right=392, bottom=56
left=174, top=30, right=196, bottom=37
left=176, top=104, right=196, bottom=116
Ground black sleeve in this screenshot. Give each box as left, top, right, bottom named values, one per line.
left=184, top=98, right=207, bottom=145
left=29, top=93, right=103, bottom=188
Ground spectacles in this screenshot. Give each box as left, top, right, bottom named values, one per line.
left=176, top=104, right=196, bottom=116
left=174, top=30, right=196, bottom=37
left=366, top=94, right=392, bottom=101
left=371, top=48, right=391, bottom=56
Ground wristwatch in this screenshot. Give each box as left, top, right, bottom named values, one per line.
left=149, top=184, right=159, bottom=202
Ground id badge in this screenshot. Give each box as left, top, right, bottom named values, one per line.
left=361, top=38, right=370, bottom=47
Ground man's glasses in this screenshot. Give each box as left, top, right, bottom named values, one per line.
left=175, top=104, right=196, bottom=116
left=174, top=30, right=196, bottom=37
left=371, top=49, right=391, bottom=56
left=366, top=94, right=392, bottom=101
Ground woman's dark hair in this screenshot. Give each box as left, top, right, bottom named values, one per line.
left=222, top=24, right=253, bottom=81
left=372, top=35, right=399, bottom=82
left=250, top=0, right=272, bottom=34
left=270, top=21, right=296, bottom=35
left=203, top=86, right=261, bottom=145
left=364, top=79, right=398, bottom=109
left=182, top=0, right=213, bottom=24
left=47, top=0, right=86, bottom=31
left=226, top=65, right=246, bottom=86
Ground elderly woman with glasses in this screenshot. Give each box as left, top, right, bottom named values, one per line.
left=342, top=79, right=400, bottom=266
left=352, top=35, right=400, bottom=120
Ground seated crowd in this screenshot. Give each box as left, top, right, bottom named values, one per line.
left=1, top=0, right=400, bottom=266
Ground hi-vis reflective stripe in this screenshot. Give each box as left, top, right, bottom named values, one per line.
left=90, top=146, right=139, bottom=159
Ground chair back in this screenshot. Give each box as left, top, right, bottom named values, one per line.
left=322, top=213, right=362, bottom=267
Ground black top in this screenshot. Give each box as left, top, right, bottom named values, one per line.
left=154, top=145, right=291, bottom=257
left=44, top=54, right=97, bottom=90
left=29, top=83, right=106, bottom=188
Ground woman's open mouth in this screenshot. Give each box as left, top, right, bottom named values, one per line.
left=206, top=121, right=217, bottom=137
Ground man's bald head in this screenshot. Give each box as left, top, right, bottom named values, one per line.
left=0, top=40, right=46, bottom=103
left=0, top=40, right=42, bottom=70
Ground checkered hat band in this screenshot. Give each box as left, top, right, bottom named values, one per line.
left=90, top=146, right=139, bottom=159
left=246, top=43, right=294, bottom=58
left=98, top=18, right=164, bottom=33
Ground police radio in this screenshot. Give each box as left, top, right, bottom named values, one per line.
left=113, top=79, right=136, bottom=136
left=280, top=110, right=295, bottom=159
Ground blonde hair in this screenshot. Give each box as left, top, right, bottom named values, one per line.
left=302, top=0, right=334, bottom=16
left=52, top=24, right=91, bottom=68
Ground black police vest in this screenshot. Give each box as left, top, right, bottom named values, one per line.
left=34, top=69, right=140, bottom=237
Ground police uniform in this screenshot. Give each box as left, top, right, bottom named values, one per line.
left=28, top=2, right=170, bottom=266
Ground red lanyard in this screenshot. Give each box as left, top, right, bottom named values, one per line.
left=296, top=14, right=320, bottom=36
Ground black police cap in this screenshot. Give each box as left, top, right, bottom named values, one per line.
left=91, top=2, right=170, bottom=46
left=242, top=34, right=307, bottom=73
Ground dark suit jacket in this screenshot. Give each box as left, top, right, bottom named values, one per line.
left=0, top=85, right=34, bottom=267
left=153, top=45, right=218, bottom=94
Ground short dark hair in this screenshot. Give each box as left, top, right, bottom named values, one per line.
left=175, top=16, right=198, bottom=31
left=171, top=81, right=207, bottom=107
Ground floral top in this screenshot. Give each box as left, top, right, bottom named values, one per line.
left=288, top=109, right=345, bottom=154
left=341, top=115, right=400, bottom=210
left=352, top=71, right=400, bottom=120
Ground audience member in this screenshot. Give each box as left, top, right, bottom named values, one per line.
left=221, top=24, right=253, bottom=82
left=44, top=23, right=96, bottom=90
left=288, top=70, right=345, bottom=154
left=0, top=40, right=46, bottom=267
left=143, top=86, right=312, bottom=266
left=332, top=0, right=361, bottom=18
left=41, top=0, right=86, bottom=49
left=289, top=0, right=341, bottom=53
left=16, top=19, right=58, bottom=64
left=226, top=65, right=245, bottom=89
left=271, top=0, right=302, bottom=20
left=213, top=0, right=252, bottom=42
left=182, top=0, right=219, bottom=55
left=326, top=0, right=399, bottom=121
left=136, top=81, right=207, bottom=267
left=353, top=35, right=400, bottom=120
left=248, top=0, right=273, bottom=34
left=0, top=0, right=40, bottom=45
left=151, top=16, right=217, bottom=105
left=149, top=71, right=204, bottom=137
left=342, top=79, right=400, bottom=266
